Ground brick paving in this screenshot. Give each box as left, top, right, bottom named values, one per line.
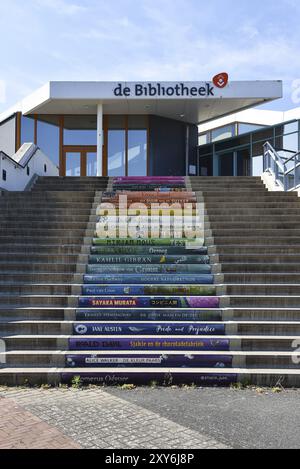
left=0, top=395, right=80, bottom=449
left=0, top=388, right=229, bottom=449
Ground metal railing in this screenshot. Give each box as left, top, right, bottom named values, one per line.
left=263, top=141, right=300, bottom=191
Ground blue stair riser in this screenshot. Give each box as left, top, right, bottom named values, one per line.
left=78, top=297, right=220, bottom=309
left=83, top=274, right=214, bottom=285
left=73, top=323, right=226, bottom=336
left=69, top=338, right=230, bottom=351
left=76, top=310, right=223, bottom=321
left=61, top=373, right=237, bottom=387
left=86, top=265, right=212, bottom=275
left=66, top=354, right=233, bottom=368
left=88, top=255, right=210, bottom=265
left=81, top=286, right=216, bottom=296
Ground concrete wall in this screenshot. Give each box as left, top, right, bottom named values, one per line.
left=0, top=115, right=16, bottom=156
left=0, top=144, right=58, bottom=191
left=149, top=115, right=197, bottom=176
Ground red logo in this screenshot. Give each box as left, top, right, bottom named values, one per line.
left=213, top=73, right=229, bottom=89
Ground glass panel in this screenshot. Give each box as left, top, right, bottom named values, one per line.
left=128, top=130, right=147, bottom=176
left=237, top=149, right=250, bottom=176
left=276, top=121, right=299, bottom=136
left=21, top=116, right=35, bottom=144
left=252, top=156, right=264, bottom=176
left=211, top=125, right=234, bottom=142
left=275, top=133, right=299, bottom=153
left=199, top=156, right=213, bottom=176
left=108, top=130, right=126, bottom=176
left=215, top=135, right=250, bottom=152
left=37, top=119, right=60, bottom=166
left=219, top=152, right=234, bottom=176
left=65, top=152, right=81, bottom=177
left=87, top=152, right=97, bottom=176
left=198, top=133, right=208, bottom=146
left=238, top=123, right=265, bottom=135
left=64, top=115, right=97, bottom=145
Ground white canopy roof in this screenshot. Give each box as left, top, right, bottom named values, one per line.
left=0, top=80, right=282, bottom=125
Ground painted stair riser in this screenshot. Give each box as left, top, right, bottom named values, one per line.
left=86, top=265, right=212, bottom=275
left=90, top=246, right=208, bottom=256
left=3, top=354, right=299, bottom=370
left=60, top=373, right=237, bottom=387
left=73, top=323, right=225, bottom=336
left=83, top=274, right=214, bottom=285
left=66, top=354, right=232, bottom=368
left=2, top=337, right=296, bottom=352
left=81, top=286, right=216, bottom=296
left=76, top=310, right=222, bottom=321
left=92, top=238, right=204, bottom=247
left=78, top=297, right=220, bottom=309
left=69, top=338, right=230, bottom=351
left=88, top=255, right=210, bottom=265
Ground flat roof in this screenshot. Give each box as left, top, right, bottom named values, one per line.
left=0, top=80, right=283, bottom=125
left=198, top=107, right=300, bottom=133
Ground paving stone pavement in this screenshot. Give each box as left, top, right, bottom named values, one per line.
left=0, top=387, right=229, bottom=449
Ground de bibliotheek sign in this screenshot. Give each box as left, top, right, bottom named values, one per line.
left=113, top=74, right=229, bottom=98
left=113, top=82, right=216, bottom=98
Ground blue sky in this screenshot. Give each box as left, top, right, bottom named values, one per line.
left=0, top=0, right=300, bottom=112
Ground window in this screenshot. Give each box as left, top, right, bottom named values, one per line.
left=21, top=116, right=35, bottom=145
left=238, top=123, right=265, bottom=135
left=276, top=121, right=299, bottom=136
left=108, top=130, right=126, bottom=177
left=211, top=125, right=234, bottom=142
left=198, top=133, right=208, bottom=146
left=275, top=133, right=299, bottom=153
left=128, top=130, right=147, bottom=176
left=2, top=169, right=6, bottom=181
left=64, top=116, right=97, bottom=146
left=37, top=116, right=60, bottom=166
left=27, top=166, right=30, bottom=176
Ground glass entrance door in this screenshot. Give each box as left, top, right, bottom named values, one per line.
left=65, top=152, right=81, bottom=177
left=63, top=147, right=97, bottom=176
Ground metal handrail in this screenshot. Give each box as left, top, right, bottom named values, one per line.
left=263, top=142, right=300, bottom=191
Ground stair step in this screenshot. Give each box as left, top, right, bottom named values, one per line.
left=1, top=350, right=299, bottom=370
left=1, top=367, right=299, bottom=387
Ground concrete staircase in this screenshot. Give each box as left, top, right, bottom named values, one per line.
left=0, top=176, right=299, bottom=387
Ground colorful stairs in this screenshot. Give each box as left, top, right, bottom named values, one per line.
left=0, top=176, right=300, bottom=386
left=63, top=176, right=234, bottom=386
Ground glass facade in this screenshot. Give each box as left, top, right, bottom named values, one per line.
left=211, top=124, right=235, bottom=142
left=86, top=152, right=97, bottom=177
left=108, top=130, right=126, bottom=177
left=21, top=116, right=35, bottom=145
left=65, top=152, right=81, bottom=177
left=17, top=114, right=148, bottom=176
left=198, top=119, right=300, bottom=177
left=37, top=117, right=60, bottom=167
left=128, top=130, right=147, bottom=176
